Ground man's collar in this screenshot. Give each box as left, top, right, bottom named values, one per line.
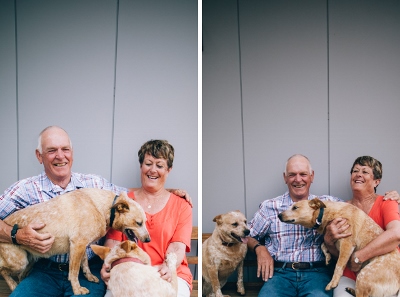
left=40, top=172, right=83, bottom=194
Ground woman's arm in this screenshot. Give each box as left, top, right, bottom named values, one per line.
left=349, top=220, right=400, bottom=271
left=100, top=238, right=120, bottom=285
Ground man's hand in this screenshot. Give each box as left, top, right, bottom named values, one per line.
left=383, top=191, right=400, bottom=203
left=15, top=223, right=54, bottom=253
left=255, top=245, right=274, bottom=281
left=167, top=189, right=193, bottom=207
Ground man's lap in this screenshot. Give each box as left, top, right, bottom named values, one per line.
left=10, top=259, right=105, bottom=297
left=258, top=267, right=333, bottom=297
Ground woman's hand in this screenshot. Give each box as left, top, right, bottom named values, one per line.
left=156, top=262, right=172, bottom=282
left=100, top=263, right=111, bottom=285
left=324, top=218, right=351, bottom=258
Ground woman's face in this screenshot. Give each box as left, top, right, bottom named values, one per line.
left=140, top=153, right=171, bottom=192
left=350, top=164, right=380, bottom=193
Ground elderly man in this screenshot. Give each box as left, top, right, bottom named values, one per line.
left=247, top=154, right=398, bottom=297
left=0, top=126, right=189, bottom=297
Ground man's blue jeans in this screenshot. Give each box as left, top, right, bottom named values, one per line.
left=10, top=257, right=106, bottom=297
left=258, top=265, right=333, bottom=297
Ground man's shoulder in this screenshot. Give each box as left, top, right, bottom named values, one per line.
left=312, top=194, right=342, bottom=202
left=8, top=173, right=43, bottom=188
left=71, top=172, right=105, bottom=183
left=258, top=193, right=290, bottom=209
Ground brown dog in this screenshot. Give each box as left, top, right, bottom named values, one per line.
left=91, top=240, right=178, bottom=297
left=202, top=210, right=250, bottom=297
left=0, top=188, right=150, bottom=295
left=278, top=198, right=400, bottom=297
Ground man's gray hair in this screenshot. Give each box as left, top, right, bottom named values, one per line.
left=284, top=154, right=313, bottom=175
left=36, top=126, right=73, bottom=154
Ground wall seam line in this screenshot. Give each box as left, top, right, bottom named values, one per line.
left=237, top=0, right=247, bottom=215
left=110, top=0, right=120, bottom=182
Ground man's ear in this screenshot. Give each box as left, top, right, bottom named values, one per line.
left=36, top=149, right=43, bottom=164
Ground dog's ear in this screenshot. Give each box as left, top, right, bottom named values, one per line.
left=309, top=198, right=326, bottom=210
left=113, top=201, right=130, bottom=213
left=121, top=240, right=139, bottom=252
left=213, top=214, right=223, bottom=225
left=121, top=240, right=131, bottom=252
left=90, top=244, right=110, bottom=260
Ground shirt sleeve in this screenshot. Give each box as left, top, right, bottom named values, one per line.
left=106, top=228, right=127, bottom=241
left=249, top=201, right=271, bottom=240
left=171, top=197, right=192, bottom=252
left=382, top=199, right=400, bottom=227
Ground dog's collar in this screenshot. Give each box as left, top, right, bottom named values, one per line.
left=313, top=207, right=324, bottom=229
left=111, top=257, right=144, bottom=269
left=109, top=195, right=119, bottom=227
left=220, top=237, right=237, bottom=247
left=221, top=241, right=236, bottom=247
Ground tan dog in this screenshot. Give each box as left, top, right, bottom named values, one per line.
left=202, top=210, right=250, bottom=297
left=91, top=240, right=178, bottom=297
left=0, top=188, right=150, bottom=295
left=278, top=198, right=400, bottom=297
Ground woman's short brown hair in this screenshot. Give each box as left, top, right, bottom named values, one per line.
left=138, top=140, right=174, bottom=169
left=350, top=156, right=382, bottom=192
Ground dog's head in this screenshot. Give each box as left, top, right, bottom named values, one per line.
left=91, top=240, right=151, bottom=267
left=213, top=210, right=250, bottom=244
left=278, top=198, right=326, bottom=229
left=111, top=192, right=151, bottom=243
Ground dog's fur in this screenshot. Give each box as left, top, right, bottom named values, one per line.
left=91, top=240, right=178, bottom=297
left=0, top=188, right=150, bottom=295
left=278, top=198, right=400, bottom=297
left=202, top=210, right=250, bottom=297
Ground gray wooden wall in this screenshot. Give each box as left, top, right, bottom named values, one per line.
left=203, top=0, right=400, bottom=232
left=0, top=0, right=198, bottom=225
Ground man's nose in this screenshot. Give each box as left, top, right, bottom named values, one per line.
left=55, top=149, right=64, bottom=158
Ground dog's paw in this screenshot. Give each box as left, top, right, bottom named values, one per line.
left=325, top=280, right=338, bottom=291
left=85, top=274, right=99, bottom=283
left=237, top=284, right=245, bottom=295
left=72, top=286, right=90, bottom=295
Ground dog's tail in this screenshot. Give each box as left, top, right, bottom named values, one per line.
left=345, top=287, right=356, bottom=297
left=165, top=253, right=178, bottom=294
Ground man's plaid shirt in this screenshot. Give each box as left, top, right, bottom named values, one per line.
left=249, top=192, right=341, bottom=262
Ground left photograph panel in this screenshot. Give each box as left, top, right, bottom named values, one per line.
left=0, top=0, right=198, bottom=296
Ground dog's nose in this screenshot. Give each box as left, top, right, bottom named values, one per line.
left=244, top=229, right=250, bottom=236
left=278, top=213, right=283, bottom=221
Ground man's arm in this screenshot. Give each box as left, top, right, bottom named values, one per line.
left=247, top=237, right=274, bottom=281
left=0, top=220, right=54, bottom=253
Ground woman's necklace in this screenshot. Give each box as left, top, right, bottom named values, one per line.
left=145, top=196, right=159, bottom=209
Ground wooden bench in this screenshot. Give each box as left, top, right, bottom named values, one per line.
left=0, top=278, right=11, bottom=297
left=202, top=232, right=263, bottom=297
left=188, top=226, right=199, bottom=297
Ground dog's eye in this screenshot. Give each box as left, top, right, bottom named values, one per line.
left=292, top=206, right=298, bottom=210
left=136, top=221, right=143, bottom=226
left=232, top=223, right=238, bottom=227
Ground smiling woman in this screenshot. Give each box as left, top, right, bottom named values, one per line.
left=102, top=140, right=193, bottom=297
